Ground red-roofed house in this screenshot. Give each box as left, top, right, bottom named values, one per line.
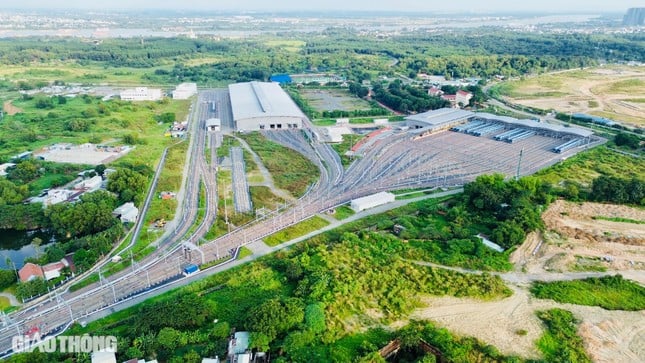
left=18, top=263, right=44, bottom=282
left=441, top=91, right=472, bottom=109
left=456, top=90, right=473, bottom=106
left=427, top=86, right=443, bottom=97
left=42, top=261, right=67, bottom=280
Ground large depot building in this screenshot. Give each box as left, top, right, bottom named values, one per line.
left=228, top=81, right=305, bottom=131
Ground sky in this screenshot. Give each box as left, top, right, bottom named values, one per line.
left=0, top=0, right=641, bottom=13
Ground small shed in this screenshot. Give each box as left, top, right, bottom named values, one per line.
left=113, top=202, right=139, bottom=223
left=350, top=192, right=396, bottom=212
left=206, top=118, right=221, bottom=132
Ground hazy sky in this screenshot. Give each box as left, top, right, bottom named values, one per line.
left=0, top=0, right=640, bottom=13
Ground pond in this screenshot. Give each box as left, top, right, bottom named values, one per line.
left=0, top=229, right=55, bottom=270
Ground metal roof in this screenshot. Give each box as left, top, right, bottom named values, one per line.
left=228, top=82, right=305, bottom=122
left=205, top=118, right=221, bottom=127
left=473, top=113, right=593, bottom=138
left=405, top=108, right=474, bottom=127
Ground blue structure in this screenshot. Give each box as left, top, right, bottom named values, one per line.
left=183, top=264, right=199, bottom=276
left=269, top=74, right=292, bottom=84
left=572, top=113, right=616, bottom=126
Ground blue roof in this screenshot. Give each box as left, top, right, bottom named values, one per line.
left=269, top=74, right=292, bottom=84
left=572, top=113, right=616, bottom=126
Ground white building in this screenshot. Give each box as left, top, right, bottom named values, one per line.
left=74, top=175, right=103, bottom=191
left=172, top=82, right=198, bottom=99
left=350, top=192, right=396, bottom=212
left=90, top=351, right=116, bottom=363
left=113, top=202, right=139, bottom=223
left=229, top=82, right=305, bottom=131
left=43, top=189, right=75, bottom=206
left=0, top=163, right=15, bottom=177
left=120, top=87, right=163, bottom=101
left=206, top=118, right=221, bottom=132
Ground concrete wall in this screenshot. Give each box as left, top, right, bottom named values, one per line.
left=236, top=117, right=303, bottom=131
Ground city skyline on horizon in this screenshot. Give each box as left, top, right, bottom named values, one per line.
left=0, top=0, right=642, bottom=13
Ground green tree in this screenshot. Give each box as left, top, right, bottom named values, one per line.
left=107, top=168, right=147, bottom=204
left=8, top=161, right=39, bottom=183
left=0, top=180, right=29, bottom=205
left=304, top=303, right=326, bottom=334
left=94, top=164, right=106, bottom=177
left=157, top=327, right=183, bottom=351
left=0, top=269, right=17, bottom=290
left=247, top=298, right=305, bottom=341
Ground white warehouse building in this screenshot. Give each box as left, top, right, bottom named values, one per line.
left=172, top=82, right=198, bottom=99
left=350, top=192, right=396, bottom=212
left=228, top=81, right=305, bottom=131
left=120, top=87, right=163, bottom=101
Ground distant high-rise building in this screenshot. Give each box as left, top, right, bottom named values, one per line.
left=623, top=8, right=645, bottom=26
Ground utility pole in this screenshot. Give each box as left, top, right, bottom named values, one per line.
left=516, top=148, right=524, bottom=181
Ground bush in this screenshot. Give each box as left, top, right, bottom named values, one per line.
left=531, top=275, right=645, bottom=310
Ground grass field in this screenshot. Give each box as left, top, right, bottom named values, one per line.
left=492, top=66, right=645, bottom=126
left=531, top=275, right=645, bottom=311
left=0, top=94, right=191, bottom=169
left=330, top=134, right=365, bottom=167
left=142, top=140, right=187, bottom=232
left=262, top=215, right=330, bottom=247
left=536, top=309, right=591, bottom=363
left=264, top=39, right=306, bottom=53
left=239, top=132, right=319, bottom=198
left=0, top=61, right=174, bottom=86
left=332, top=205, right=355, bottom=220
left=0, top=296, right=11, bottom=311
left=534, top=146, right=645, bottom=187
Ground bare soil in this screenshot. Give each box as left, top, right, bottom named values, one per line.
left=409, top=287, right=645, bottom=362
left=506, top=66, right=645, bottom=126
left=2, top=100, right=22, bottom=115
left=512, top=200, right=645, bottom=274
left=406, top=200, right=645, bottom=362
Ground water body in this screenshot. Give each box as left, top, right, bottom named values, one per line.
left=0, top=229, right=55, bottom=270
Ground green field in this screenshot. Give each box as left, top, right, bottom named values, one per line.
left=239, top=132, right=319, bottom=198
left=330, top=134, right=365, bottom=167
left=531, top=275, right=645, bottom=310
left=535, top=146, right=645, bottom=187
left=263, top=215, right=330, bottom=247
left=141, top=141, right=188, bottom=235
left=536, top=309, right=591, bottom=363
left=332, top=205, right=355, bottom=220
left=0, top=94, right=191, bottom=170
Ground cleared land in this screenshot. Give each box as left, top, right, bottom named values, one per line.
left=413, top=199, right=645, bottom=362
left=407, top=285, right=645, bottom=362
left=2, top=100, right=22, bottom=115
left=512, top=200, right=645, bottom=276
left=497, top=66, right=645, bottom=126
left=300, top=88, right=373, bottom=112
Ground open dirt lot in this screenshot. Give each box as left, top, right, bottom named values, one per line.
left=401, top=200, right=645, bottom=362
left=502, top=66, right=645, bottom=126
left=512, top=200, right=645, bottom=275
left=35, top=144, right=134, bottom=165
left=300, top=88, right=372, bottom=112
left=2, top=100, right=22, bottom=115
left=409, top=286, right=645, bottom=362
